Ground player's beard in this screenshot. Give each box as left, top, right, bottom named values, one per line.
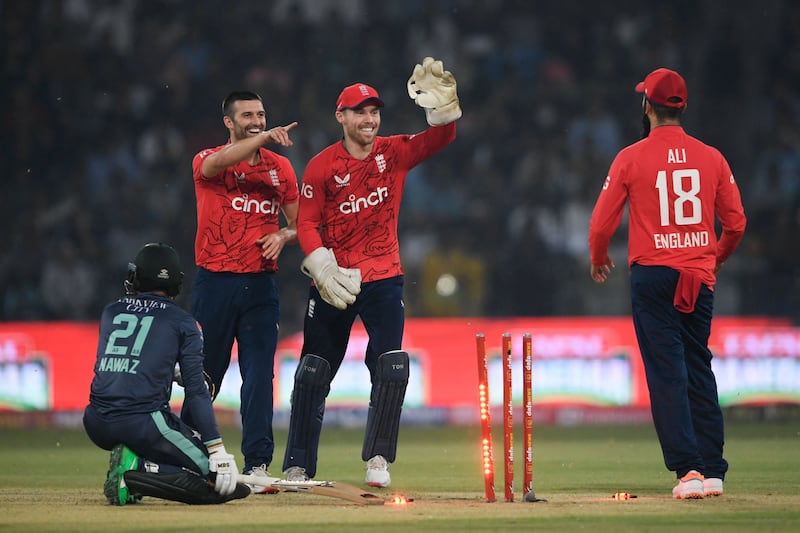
left=639, top=95, right=650, bottom=139
left=347, top=122, right=377, bottom=147
left=640, top=112, right=650, bottom=139
left=233, top=121, right=264, bottom=142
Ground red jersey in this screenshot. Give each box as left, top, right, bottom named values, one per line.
left=589, top=125, right=746, bottom=289
left=297, top=123, right=456, bottom=282
left=192, top=145, right=299, bottom=273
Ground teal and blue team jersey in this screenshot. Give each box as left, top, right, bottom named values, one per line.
left=88, top=292, right=220, bottom=442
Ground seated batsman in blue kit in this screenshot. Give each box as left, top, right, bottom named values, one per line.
left=83, top=242, right=249, bottom=505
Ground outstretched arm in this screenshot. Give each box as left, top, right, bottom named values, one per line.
left=201, top=122, right=298, bottom=178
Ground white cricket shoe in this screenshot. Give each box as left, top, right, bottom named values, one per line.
left=284, top=466, right=310, bottom=482
left=703, top=477, right=724, bottom=497
left=672, top=470, right=704, bottom=499
left=365, top=455, right=391, bottom=488
left=244, top=464, right=279, bottom=494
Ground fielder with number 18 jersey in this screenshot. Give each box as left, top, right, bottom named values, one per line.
left=589, top=126, right=746, bottom=289
left=589, top=68, right=746, bottom=499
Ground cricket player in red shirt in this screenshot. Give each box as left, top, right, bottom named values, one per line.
left=282, top=58, right=460, bottom=488
left=187, top=91, right=299, bottom=494
left=589, top=68, right=746, bottom=499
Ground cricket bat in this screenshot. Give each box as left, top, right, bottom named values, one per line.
left=238, top=474, right=384, bottom=505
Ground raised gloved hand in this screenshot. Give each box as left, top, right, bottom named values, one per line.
left=207, top=441, right=238, bottom=496
left=407, top=56, right=462, bottom=126
left=301, top=247, right=361, bottom=310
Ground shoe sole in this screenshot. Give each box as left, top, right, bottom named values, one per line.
left=103, top=473, right=124, bottom=505
left=104, top=445, right=126, bottom=505
left=366, top=456, right=390, bottom=488
left=104, top=445, right=140, bottom=505
left=674, top=486, right=705, bottom=499
left=673, top=472, right=705, bottom=500
left=703, top=480, right=723, bottom=497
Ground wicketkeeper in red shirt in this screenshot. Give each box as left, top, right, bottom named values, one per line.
left=589, top=68, right=746, bottom=499
left=282, top=57, right=460, bottom=488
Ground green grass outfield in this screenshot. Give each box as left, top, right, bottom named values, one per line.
left=1, top=420, right=798, bottom=532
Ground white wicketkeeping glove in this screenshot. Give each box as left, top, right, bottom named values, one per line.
left=301, top=247, right=361, bottom=310
left=207, top=442, right=238, bottom=496
left=407, top=56, right=462, bottom=126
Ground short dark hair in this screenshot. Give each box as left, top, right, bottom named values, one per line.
left=222, top=91, right=262, bottom=117
left=650, top=99, right=684, bottom=121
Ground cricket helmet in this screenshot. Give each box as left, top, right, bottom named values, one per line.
left=125, top=242, right=184, bottom=296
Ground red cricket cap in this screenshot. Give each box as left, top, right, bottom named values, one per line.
left=635, top=68, right=687, bottom=108
left=336, top=83, right=384, bottom=111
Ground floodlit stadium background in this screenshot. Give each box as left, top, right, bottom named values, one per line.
left=1, top=1, right=797, bottom=422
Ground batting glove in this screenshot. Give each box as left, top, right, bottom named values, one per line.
left=173, top=363, right=183, bottom=386
left=301, top=247, right=361, bottom=310
left=407, top=56, right=462, bottom=126
left=173, top=364, right=217, bottom=398
left=207, top=441, right=238, bottom=496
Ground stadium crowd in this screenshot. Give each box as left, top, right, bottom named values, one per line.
left=2, top=0, right=798, bottom=334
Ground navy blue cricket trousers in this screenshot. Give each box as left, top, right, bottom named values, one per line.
left=630, top=264, right=728, bottom=480
left=84, top=404, right=210, bottom=475
left=189, top=267, right=280, bottom=473
left=282, top=275, right=405, bottom=476
left=302, top=275, right=405, bottom=376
